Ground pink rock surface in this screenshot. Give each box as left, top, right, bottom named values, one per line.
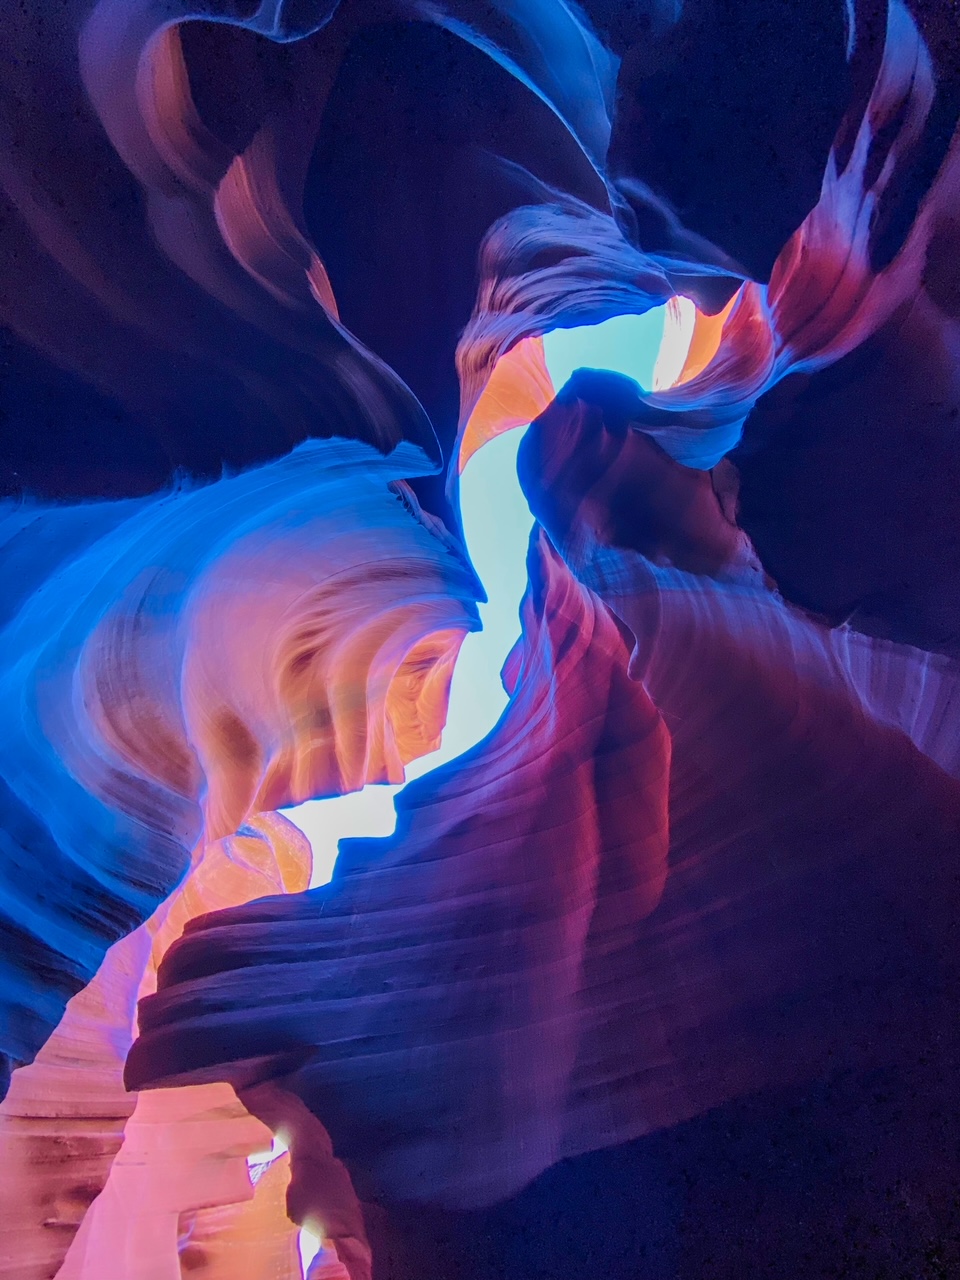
left=0, top=814, right=314, bottom=1280
left=1, top=2, right=958, bottom=1274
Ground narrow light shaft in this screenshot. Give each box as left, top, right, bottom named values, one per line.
left=286, top=427, right=533, bottom=887
left=284, top=310, right=668, bottom=887
left=282, top=308, right=668, bottom=1273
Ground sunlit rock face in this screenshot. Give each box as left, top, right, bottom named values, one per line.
left=0, top=813, right=313, bottom=1280
left=2, top=0, right=960, bottom=1276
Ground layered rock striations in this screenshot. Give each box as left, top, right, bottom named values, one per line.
left=1, top=0, right=959, bottom=1275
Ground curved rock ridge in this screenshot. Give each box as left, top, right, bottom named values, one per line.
left=129, top=376, right=960, bottom=1270
left=457, top=0, right=952, bottom=472
left=455, top=295, right=738, bottom=479
left=0, top=438, right=480, bottom=1091
left=0, top=812, right=312, bottom=1279
left=6, top=0, right=916, bottom=504
left=519, top=368, right=960, bottom=783
left=0, top=0, right=617, bottom=502
left=1, top=0, right=959, bottom=1273
left=728, top=101, right=960, bottom=655
left=52, top=1084, right=298, bottom=1280
left=1, top=1, right=432, bottom=498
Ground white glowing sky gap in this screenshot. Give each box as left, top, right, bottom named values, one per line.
left=278, top=307, right=673, bottom=1270
left=285, top=308, right=674, bottom=884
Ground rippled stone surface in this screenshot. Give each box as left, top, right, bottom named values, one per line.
left=1, top=0, right=959, bottom=1275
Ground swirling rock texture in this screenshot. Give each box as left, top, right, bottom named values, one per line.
left=129, top=502, right=960, bottom=1277
left=0, top=438, right=479, bottom=1090
left=2, top=0, right=960, bottom=1277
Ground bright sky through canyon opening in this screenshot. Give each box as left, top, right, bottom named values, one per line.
left=284, top=306, right=676, bottom=886
left=259, top=303, right=687, bottom=1269
left=281, top=307, right=675, bottom=1271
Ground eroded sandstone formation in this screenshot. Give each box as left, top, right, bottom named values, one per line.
left=1, top=0, right=959, bottom=1276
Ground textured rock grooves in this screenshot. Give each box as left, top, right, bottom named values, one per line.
left=129, top=381, right=960, bottom=1275
left=1, top=0, right=959, bottom=1276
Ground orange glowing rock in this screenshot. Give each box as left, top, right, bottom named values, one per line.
left=57, top=1084, right=279, bottom=1280
left=141, top=813, right=313, bottom=994
left=178, top=1144, right=302, bottom=1280
left=675, top=292, right=739, bottom=386
left=458, top=336, right=555, bottom=471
